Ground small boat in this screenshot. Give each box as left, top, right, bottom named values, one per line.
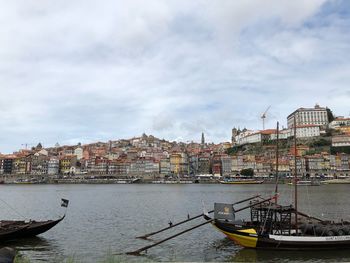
left=322, top=179, right=350, bottom=184
left=287, top=180, right=320, bottom=186
left=220, top=179, right=264, bottom=184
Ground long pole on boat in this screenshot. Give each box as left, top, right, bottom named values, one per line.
left=274, top=121, right=279, bottom=203
left=136, top=195, right=261, bottom=239
left=127, top=220, right=214, bottom=255
left=294, top=116, right=298, bottom=234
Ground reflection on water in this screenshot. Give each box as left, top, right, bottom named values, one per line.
left=231, top=248, right=350, bottom=263
left=4, top=237, right=64, bottom=261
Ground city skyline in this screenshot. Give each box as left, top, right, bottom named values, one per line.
left=1, top=1, right=350, bottom=153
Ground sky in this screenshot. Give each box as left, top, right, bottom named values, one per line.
left=0, top=0, right=350, bottom=153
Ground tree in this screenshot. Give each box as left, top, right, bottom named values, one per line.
left=240, top=168, right=254, bottom=177
left=327, top=108, right=335, bottom=122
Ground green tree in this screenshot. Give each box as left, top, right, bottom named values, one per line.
left=240, top=168, right=254, bottom=177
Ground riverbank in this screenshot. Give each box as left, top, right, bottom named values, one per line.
left=0, top=177, right=292, bottom=185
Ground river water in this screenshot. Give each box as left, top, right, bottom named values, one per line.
left=1, top=183, right=350, bottom=262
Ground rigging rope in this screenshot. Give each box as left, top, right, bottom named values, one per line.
left=0, top=198, right=27, bottom=220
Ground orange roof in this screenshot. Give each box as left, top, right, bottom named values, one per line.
left=334, top=118, right=350, bottom=121
left=260, top=129, right=277, bottom=135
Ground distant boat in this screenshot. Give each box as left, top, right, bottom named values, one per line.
left=287, top=180, right=320, bottom=186
left=220, top=179, right=264, bottom=184
left=322, top=179, right=350, bottom=184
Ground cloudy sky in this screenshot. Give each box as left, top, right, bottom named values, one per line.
left=0, top=0, right=349, bottom=153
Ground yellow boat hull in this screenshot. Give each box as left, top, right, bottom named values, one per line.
left=214, top=224, right=258, bottom=248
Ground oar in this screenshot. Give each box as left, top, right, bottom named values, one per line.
left=137, top=212, right=211, bottom=239
left=136, top=195, right=260, bottom=239
left=127, top=219, right=214, bottom=256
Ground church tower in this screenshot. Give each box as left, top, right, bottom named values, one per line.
left=201, top=132, right=205, bottom=148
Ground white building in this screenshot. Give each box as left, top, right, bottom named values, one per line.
left=329, top=117, right=350, bottom=129
left=235, top=125, right=320, bottom=146
left=287, top=104, right=329, bottom=128
left=332, top=135, right=350, bottom=147
left=236, top=129, right=277, bottom=145
left=48, top=158, right=59, bottom=175
left=292, top=125, right=320, bottom=138
left=74, top=147, right=83, bottom=160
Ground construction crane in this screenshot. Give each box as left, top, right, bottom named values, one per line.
left=261, top=105, right=271, bottom=130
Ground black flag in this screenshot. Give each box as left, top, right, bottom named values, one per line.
left=61, top=199, right=69, bottom=208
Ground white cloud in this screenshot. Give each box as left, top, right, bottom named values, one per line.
left=0, top=0, right=349, bottom=152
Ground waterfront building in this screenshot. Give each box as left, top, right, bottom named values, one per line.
left=74, top=147, right=83, bottom=160
left=59, top=155, right=77, bottom=175
left=107, top=160, right=117, bottom=174
left=197, top=155, right=211, bottom=175
left=287, top=104, right=329, bottom=128
left=329, top=154, right=350, bottom=176
left=115, top=161, right=130, bottom=175
left=231, top=156, right=239, bottom=174
left=170, top=153, right=181, bottom=175
left=305, top=155, right=326, bottom=176
left=179, top=152, right=189, bottom=175
left=94, top=156, right=108, bottom=174
left=289, top=156, right=306, bottom=177
left=0, top=157, right=3, bottom=174
left=48, top=157, right=59, bottom=175
left=211, top=155, right=222, bottom=176
left=129, top=157, right=159, bottom=177
left=13, top=156, right=27, bottom=174
left=31, top=153, right=49, bottom=175
left=85, top=158, right=95, bottom=174
left=188, top=156, right=198, bottom=176
left=3, top=158, right=13, bottom=174
left=160, top=158, right=170, bottom=176
left=144, top=159, right=159, bottom=174
left=221, top=156, right=232, bottom=176
left=255, top=159, right=273, bottom=176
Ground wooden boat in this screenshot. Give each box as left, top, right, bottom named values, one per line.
left=204, top=199, right=350, bottom=250
left=0, top=215, right=65, bottom=238
left=0, top=198, right=68, bottom=239
left=220, top=179, right=264, bottom=184
left=0, top=223, right=30, bottom=241
left=205, top=119, right=350, bottom=250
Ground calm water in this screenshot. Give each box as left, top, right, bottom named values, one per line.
left=0, top=183, right=350, bottom=262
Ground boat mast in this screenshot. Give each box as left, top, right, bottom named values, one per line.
left=274, top=121, right=279, bottom=203
left=294, top=116, right=298, bottom=234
